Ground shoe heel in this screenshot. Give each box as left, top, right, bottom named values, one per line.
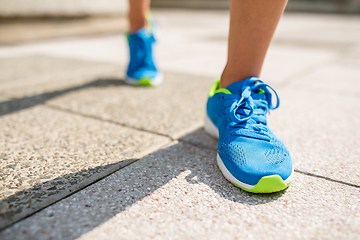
left=204, top=115, right=219, bottom=139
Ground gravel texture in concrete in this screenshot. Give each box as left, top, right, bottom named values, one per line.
left=0, top=106, right=170, bottom=230
left=46, top=71, right=214, bottom=139
left=1, top=141, right=358, bottom=240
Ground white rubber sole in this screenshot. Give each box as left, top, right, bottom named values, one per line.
left=204, top=114, right=219, bottom=139
left=125, top=72, right=163, bottom=86
left=217, top=153, right=294, bottom=190
left=204, top=114, right=294, bottom=190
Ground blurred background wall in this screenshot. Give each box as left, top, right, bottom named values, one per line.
left=0, top=0, right=128, bottom=17
left=150, top=0, right=360, bottom=14
left=286, top=0, right=360, bottom=13
left=0, top=0, right=359, bottom=17
left=0, top=0, right=358, bottom=44
left=0, top=0, right=129, bottom=44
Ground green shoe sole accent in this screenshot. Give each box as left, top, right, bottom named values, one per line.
left=138, top=78, right=155, bottom=86
left=217, top=162, right=290, bottom=193
left=234, top=175, right=291, bottom=193
left=208, top=78, right=232, bottom=97
left=215, top=88, right=232, bottom=95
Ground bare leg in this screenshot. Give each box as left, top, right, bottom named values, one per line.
left=220, top=0, right=288, bottom=88
left=128, top=0, right=151, bottom=33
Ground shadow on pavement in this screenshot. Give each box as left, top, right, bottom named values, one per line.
left=0, top=128, right=287, bottom=239
left=0, top=78, right=126, bottom=117
left=0, top=77, right=286, bottom=238
left=0, top=159, right=138, bottom=231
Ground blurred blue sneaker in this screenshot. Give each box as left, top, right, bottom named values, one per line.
left=205, top=77, right=293, bottom=193
left=126, top=20, right=162, bottom=86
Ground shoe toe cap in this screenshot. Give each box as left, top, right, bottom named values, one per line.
left=219, top=137, right=293, bottom=186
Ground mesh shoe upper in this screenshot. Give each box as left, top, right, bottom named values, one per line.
left=207, top=77, right=293, bottom=186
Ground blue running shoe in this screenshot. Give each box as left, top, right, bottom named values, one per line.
left=204, top=77, right=293, bottom=193
left=126, top=26, right=163, bottom=86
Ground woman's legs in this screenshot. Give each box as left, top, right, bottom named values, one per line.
left=220, top=0, right=288, bottom=88
left=128, top=0, right=151, bottom=33
left=127, top=0, right=287, bottom=87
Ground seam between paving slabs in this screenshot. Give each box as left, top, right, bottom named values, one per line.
left=177, top=141, right=360, bottom=189
left=4, top=101, right=355, bottom=231
left=0, top=158, right=141, bottom=232
left=43, top=104, right=360, bottom=190
left=276, top=41, right=358, bottom=88
left=3, top=102, right=359, bottom=230
left=45, top=104, right=174, bottom=140
left=1, top=136, right=178, bottom=231
left=1, top=139, right=174, bottom=231
left=0, top=103, right=173, bottom=231
left=275, top=57, right=340, bottom=88
left=293, top=170, right=360, bottom=189
left=45, top=104, right=360, bottom=190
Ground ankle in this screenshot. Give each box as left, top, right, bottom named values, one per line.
left=220, top=65, right=259, bottom=88
left=129, top=18, right=147, bottom=33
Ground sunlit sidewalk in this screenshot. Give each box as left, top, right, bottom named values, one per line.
left=0, top=9, right=359, bottom=239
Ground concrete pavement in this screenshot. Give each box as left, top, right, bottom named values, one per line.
left=0, top=9, right=359, bottom=239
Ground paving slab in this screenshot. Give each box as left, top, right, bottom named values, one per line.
left=275, top=14, right=360, bottom=46
left=154, top=11, right=340, bottom=84
left=261, top=45, right=338, bottom=86
left=157, top=39, right=338, bottom=86
left=341, top=46, right=360, bottom=65
left=0, top=11, right=344, bottom=87
left=269, top=88, right=360, bottom=186
left=0, top=17, right=127, bottom=44
left=180, top=128, right=217, bottom=151
left=0, top=10, right=359, bottom=239
left=288, top=59, right=360, bottom=97
left=0, top=56, right=121, bottom=99
left=0, top=106, right=170, bottom=230
left=41, top=71, right=215, bottom=139
left=1, top=141, right=358, bottom=240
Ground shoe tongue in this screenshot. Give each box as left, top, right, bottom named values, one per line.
left=225, top=78, right=266, bottom=100
left=225, top=80, right=248, bottom=94
left=129, top=27, right=152, bottom=38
